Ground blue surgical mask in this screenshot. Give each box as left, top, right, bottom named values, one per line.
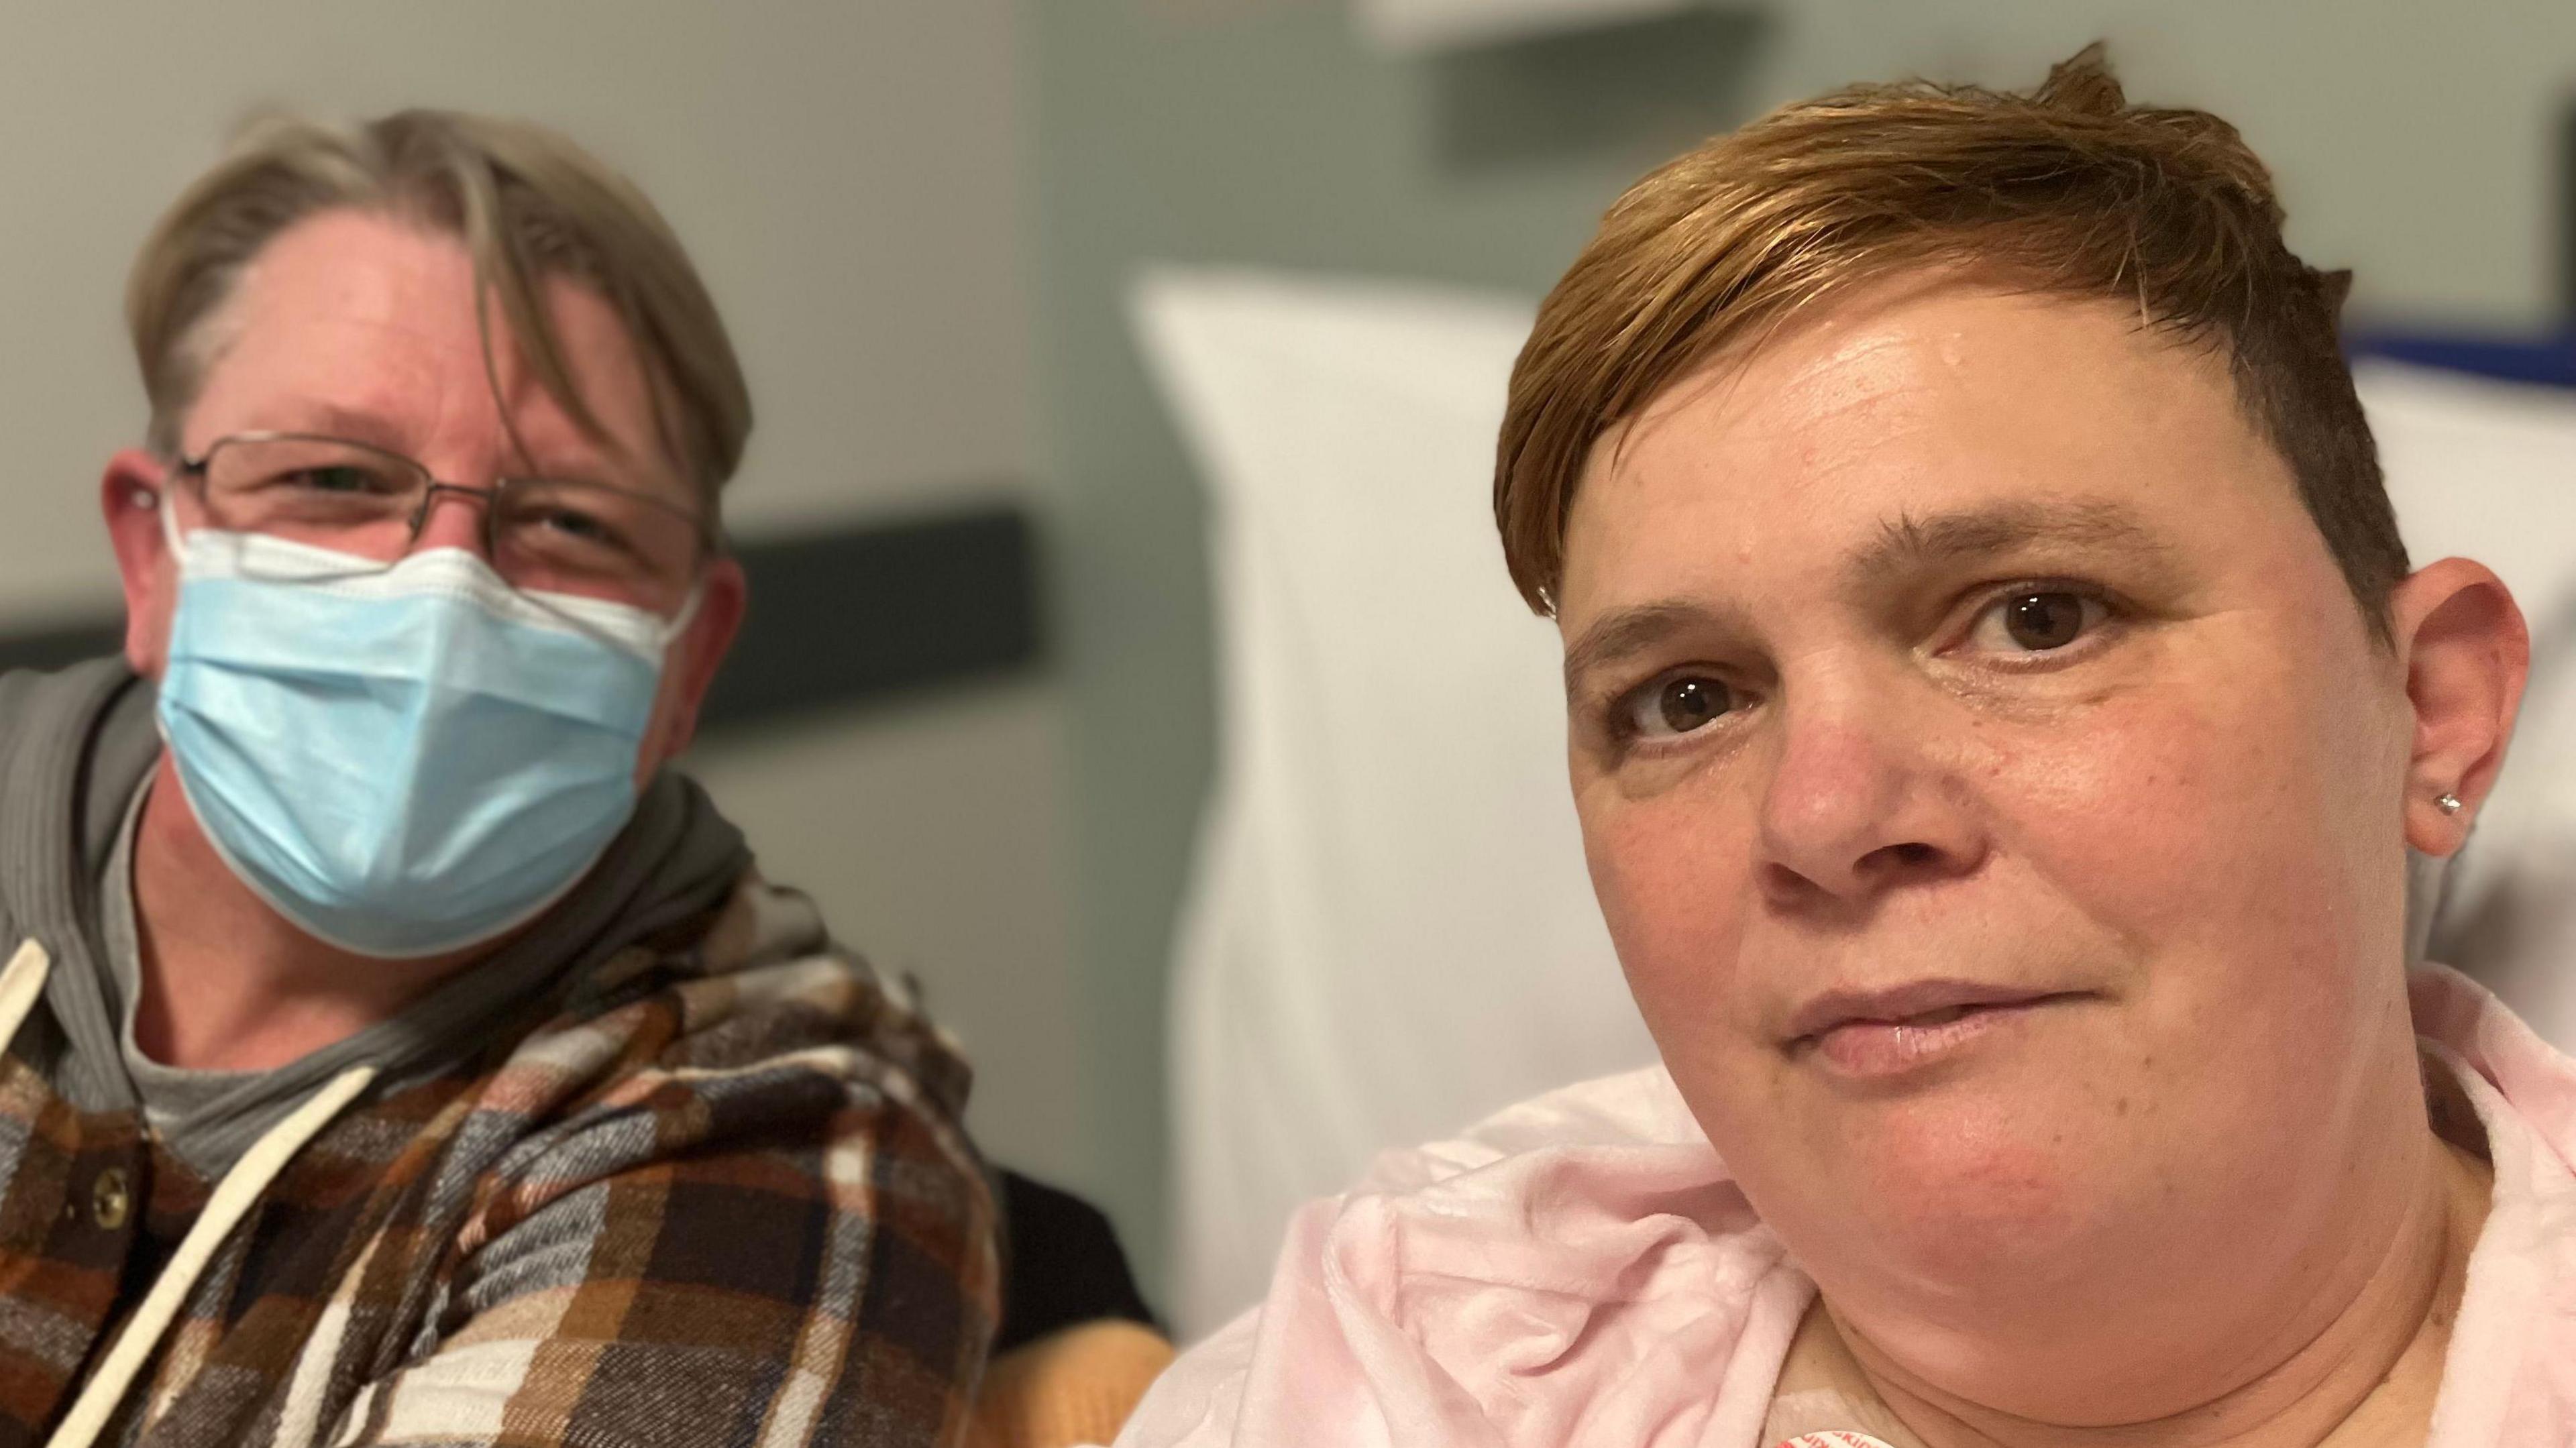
left=156, top=525, right=687, bottom=958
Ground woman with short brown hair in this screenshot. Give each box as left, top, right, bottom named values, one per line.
left=1117, top=49, right=2563, bottom=1448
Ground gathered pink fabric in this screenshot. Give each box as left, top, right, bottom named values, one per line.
left=1115, top=965, right=2576, bottom=1447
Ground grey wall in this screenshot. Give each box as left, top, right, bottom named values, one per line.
left=1753, top=0, right=2576, bottom=323
left=1024, top=0, right=2576, bottom=1294
left=0, top=1, right=1040, bottom=617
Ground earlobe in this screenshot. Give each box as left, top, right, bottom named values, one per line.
left=100, top=449, right=176, bottom=676
left=2390, top=557, right=2530, bottom=856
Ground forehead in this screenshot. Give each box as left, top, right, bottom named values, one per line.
left=1555, top=277, right=2314, bottom=621
left=186, top=209, right=677, bottom=493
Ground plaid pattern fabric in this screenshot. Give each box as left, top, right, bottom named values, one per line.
left=0, top=879, right=998, bottom=1448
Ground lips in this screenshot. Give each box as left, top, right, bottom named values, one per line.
left=1783, top=981, right=2088, bottom=1074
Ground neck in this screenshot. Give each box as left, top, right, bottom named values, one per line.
left=1822, top=1131, right=2490, bottom=1448
left=129, top=759, right=486, bottom=1070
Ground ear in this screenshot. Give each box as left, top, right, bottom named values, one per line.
left=101, top=449, right=176, bottom=676
left=2389, top=557, right=2529, bottom=857
left=647, top=554, right=747, bottom=764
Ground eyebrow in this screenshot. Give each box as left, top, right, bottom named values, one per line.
left=1853, top=498, right=2174, bottom=583
left=1562, top=600, right=1735, bottom=696
left=243, top=402, right=412, bottom=456
left=258, top=402, right=647, bottom=491
left=1560, top=498, right=2175, bottom=693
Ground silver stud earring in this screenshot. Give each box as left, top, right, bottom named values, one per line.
left=2436, top=792, right=2464, bottom=816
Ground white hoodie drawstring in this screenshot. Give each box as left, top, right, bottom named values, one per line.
left=0, top=940, right=52, bottom=1062
left=0, top=939, right=377, bottom=1448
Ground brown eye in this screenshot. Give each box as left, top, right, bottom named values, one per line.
left=2007, top=592, right=2090, bottom=650
left=1627, top=674, right=1733, bottom=739
left=284, top=464, right=397, bottom=496
left=1968, top=589, right=2106, bottom=656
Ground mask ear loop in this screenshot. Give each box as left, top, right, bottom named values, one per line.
left=156, top=482, right=187, bottom=558
left=655, top=582, right=705, bottom=647
left=504, top=569, right=703, bottom=664
left=157, top=489, right=274, bottom=581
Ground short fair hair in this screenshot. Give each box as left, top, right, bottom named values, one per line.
left=127, top=109, right=751, bottom=506
left=1495, top=45, right=2405, bottom=638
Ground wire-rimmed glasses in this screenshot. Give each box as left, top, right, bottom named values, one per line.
left=167, top=432, right=714, bottom=622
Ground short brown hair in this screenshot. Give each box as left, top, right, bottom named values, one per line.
left=1495, top=45, right=2404, bottom=638
left=128, top=109, right=751, bottom=508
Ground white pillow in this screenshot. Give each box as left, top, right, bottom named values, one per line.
left=1132, top=268, right=1655, bottom=1336
left=2363, top=359, right=2576, bottom=658
left=2363, top=359, right=2576, bottom=1042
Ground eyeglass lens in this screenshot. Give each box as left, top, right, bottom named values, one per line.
left=185, top=435, right=702, bottom=614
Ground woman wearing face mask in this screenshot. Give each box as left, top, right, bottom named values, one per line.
left=0, top=111, right=996, bottom=1448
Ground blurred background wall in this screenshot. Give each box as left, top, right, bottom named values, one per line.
left=0, top=0, right=2568, bottom=1312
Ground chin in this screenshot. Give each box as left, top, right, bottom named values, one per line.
left=1878, top=1170, right=2100, bottom=1292
left=1873, top=1120, right=2097, bottom=1264
left=1743, top=1068, right=2129, bottom=1292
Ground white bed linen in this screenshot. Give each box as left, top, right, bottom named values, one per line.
left=1132, top=268, right=1655, bottom=1335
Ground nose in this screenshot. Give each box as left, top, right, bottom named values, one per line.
left=409, top=484, right=495, bottom=559
left=1756, top=678, right=1986, bottom=910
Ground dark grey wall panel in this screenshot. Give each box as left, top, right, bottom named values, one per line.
left=702, top=504, right=1044, bottom=732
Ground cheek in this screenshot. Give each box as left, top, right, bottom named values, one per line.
left=129, top=563, right=180, bottom=679
left=631, top=644, right=708, bottom=781
left=635, top=679, right=689, bottom=778
left=2003, top=688, right=2225, bottom=927
left=1578, top=777, right=1758, bottom=1056
left=2049, top=663, right=2390, bottom=905
left=1992, top=660, right=2407, bottom=1072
